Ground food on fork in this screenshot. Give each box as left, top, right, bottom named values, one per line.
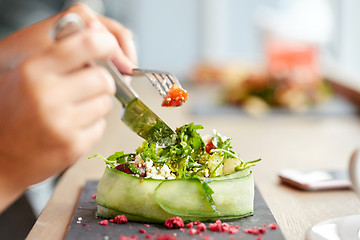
left=90, top=123, right=260, bottom=223
left=161, top=84, right=188, bottom=107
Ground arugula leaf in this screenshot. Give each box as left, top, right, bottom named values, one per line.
left=88, top=153, right=116, bottom=168
left=235, top=158, right=262, bottom=171
left=107, top=151, right=135, bottom=164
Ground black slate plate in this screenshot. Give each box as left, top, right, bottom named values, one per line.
left=65, top=181, right=285, bottom=240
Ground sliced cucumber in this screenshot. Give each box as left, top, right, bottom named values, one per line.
left=96, top=167, right=174, bottom=221
left=96, top=167, right=254, bottom=222
left=155, top=173, right=254, bottom=217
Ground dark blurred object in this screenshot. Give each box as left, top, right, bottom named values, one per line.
left=0, top=0, right=104, bottom=39
left=0, top=194, right=36, bottom=240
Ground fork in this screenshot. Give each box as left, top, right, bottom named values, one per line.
left=132, top=69, right=182, bottom=98
left=53, top=13, right=177, bottom=146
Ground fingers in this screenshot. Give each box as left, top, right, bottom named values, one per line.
left=99, top=16, right=138, bottom=74
left=63, top=66, right=115, bottom=103
left=40, top=25, right=119, bottom=74
left=72, top=94, right=113, bottom=128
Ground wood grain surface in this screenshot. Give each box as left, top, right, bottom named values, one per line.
left=26, top=82, right=360, bottom=240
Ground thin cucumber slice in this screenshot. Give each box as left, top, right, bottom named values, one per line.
left=155, top=173, right=254, bottom=217
left=96, top=167, right=254, bottom=222
left=96, top=168, right=173, bottom=221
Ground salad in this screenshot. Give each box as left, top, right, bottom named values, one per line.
left=90, top=123, right=260, bottom=223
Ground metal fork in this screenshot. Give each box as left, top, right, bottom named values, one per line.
left=132, top=69, right=182, bottom=98
left=53, top=13, right=177, bottom=146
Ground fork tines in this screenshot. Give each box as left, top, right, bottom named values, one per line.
left=134, top=69, right=181, bottom=98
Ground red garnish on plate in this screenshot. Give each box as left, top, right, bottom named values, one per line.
left=164, top=216, right=184, bottom=229
left=268, top=223, right=278, bottom=229
left=161, top=85, right=188, bottom=107
left=99, top=220, right=108, bottom=226
left=196, top=223, right=206, bottom=232
left=113, top=215, right=128, bottom=224
left=139, top=228, right=147, bottom=233
left=156, top=234, right=178, bottom=240
left=188, top=228, right=197, bottom=235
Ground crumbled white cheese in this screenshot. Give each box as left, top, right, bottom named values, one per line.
left=144, top=159, right=175, bottom=179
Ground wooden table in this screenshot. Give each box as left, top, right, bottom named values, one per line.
left=26, top=83, right=360, bottom=240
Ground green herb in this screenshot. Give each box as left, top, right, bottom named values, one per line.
left=107, top=151, right=135, bottom=164
left=88, top=153, right=116, bottom=168
left=235, top=158, right=262, bottom=171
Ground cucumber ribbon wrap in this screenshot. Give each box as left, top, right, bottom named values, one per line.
left=96, top=167, right=254, bottom=222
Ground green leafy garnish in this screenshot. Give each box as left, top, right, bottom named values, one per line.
left=235, top=158, right=262, bottom=171
left=107, top=151, right=135, bottom=164
left=88, top=153, right=116, bottom=168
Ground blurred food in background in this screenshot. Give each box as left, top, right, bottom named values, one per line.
left=191, top=61, right=332, bottom=116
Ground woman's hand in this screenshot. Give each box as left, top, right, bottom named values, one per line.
left=0, top=3, right=137, bottom=75
left=0, top=19, right=120, bottom=212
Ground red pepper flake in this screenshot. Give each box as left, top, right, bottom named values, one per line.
left=99, top=220, right=108, bottom=226
left=203, top=236, right=211, bottom=240
left=256, top=236, right=263, bottom=240
left=186, top=222, right=193, bottom=228
left=139, top=228, right=147, bottom=233
left=113, top=215, right=128, bottom=224
left=197, top=223, right=206, bottom=232
left=188, top=228, right=197, bottom=235
left=129, top=226, right=132, bottom=229
left=144, top=224, right=150, bottom=228
left=164, top=217, right=184, bottom=229
left=92, top=193, right=97, bottom=199
left=82, top=223, right=87, bottom=226
left=156, top=234, right=178, bottom=240
left=180, top=228, right=186, bottom=232
left=268, top=223, right=278, bottom=229
left=145, top=234, right=152, bottom=239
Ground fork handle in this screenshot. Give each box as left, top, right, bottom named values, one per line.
left=52, top=13, right=138, bottom=107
